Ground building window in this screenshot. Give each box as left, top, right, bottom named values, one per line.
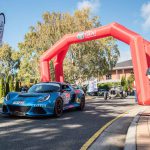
left=106, top=74, right=112, bottom=80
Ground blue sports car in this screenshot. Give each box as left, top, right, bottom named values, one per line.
left=2, top=82, right=85, bottom=117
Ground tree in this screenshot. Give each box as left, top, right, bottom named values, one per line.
left=0, top=44, right=20, bottom=76
left=18, top=9, right=119, bottom=82
left=127, top=73, right=134, bottom=91
left=9, top=75, right=14, bottom=92
left=121, top=76, right=126, bottom=87
left=15, top=78, right=20, bottom=92
left=121, top=74, right=135, bottom=92
left=0, top=77, right=5, bottom=98
left=121, top=76, right=128, bottom=91
left=5, top=76, right=10, bottom=95
left=0, top=78, right=3, bottom=98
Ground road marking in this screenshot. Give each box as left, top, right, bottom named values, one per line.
left=80, top=111, right=129, bottom=150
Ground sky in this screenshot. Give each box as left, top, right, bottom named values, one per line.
left=0, top=0, right=150, bottom=62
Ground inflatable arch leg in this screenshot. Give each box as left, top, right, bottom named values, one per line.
left=53, top=48, right=68, bottom=82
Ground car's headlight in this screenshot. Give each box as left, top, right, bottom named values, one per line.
left=38, top=95, right=50, bottom=102
left=5, top=94, right=10, bottom=101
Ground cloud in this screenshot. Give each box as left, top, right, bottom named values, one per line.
left=77, top=0, right=100, bottom=14
left=141, top=2, right=150, bottom=31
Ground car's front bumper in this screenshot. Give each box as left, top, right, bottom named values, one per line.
left=2, top=104, right=54, bottom=117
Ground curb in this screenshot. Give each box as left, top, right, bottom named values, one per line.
left=124, top=114, right=140, bottom=150
left=124, top=109, right=146, bottom=150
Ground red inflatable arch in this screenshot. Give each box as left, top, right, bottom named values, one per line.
left=40, top=22, right=150, bottom=105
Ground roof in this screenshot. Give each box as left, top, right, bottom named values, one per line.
left=113, top=59, right=133, bottom=70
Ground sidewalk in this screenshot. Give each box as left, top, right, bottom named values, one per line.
left=136, top=108, right=150, bottom=150
left=88, top=106, right=150, bottom=150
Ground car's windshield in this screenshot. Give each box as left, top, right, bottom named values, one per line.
left=28, top=83, right=60, bottom=93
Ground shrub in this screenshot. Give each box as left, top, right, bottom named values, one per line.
left=5, top=76, right=10, bottom=95
left=121, top=76, right=126, bottom=87
left=98, top=82, right=121, bottom=90
left=0, top=78, right=5, bottom=98
left=9, top=75, right=14, bottom=92
left=15, top=78, right=20, bottom=92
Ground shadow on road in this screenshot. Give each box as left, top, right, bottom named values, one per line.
left=0, top=97, right=137, bottom=150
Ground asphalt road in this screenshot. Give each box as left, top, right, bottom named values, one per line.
left=0, top=97, right=137, bottom=150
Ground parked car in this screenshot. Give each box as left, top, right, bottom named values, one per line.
left=2, top=82, right=85, bottom=117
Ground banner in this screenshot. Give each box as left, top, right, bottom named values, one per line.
left=88, top=78, right=98, bottom=92
left=0, top=13, right=5, bottom=46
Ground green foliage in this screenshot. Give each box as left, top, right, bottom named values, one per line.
left=98, top=82, right=121, bottom=90
left=0, top=43, right=20, bottom=97
left=5, top=76, right=10, bottom=95
left=0, top=78, right=5, bottom=98
left=123, top=84, right=128, bottom=92
left=18, top=9, right=120, bottom=82
left=0, top=42, right=21, bottom=96
left=9, top=75, right=14, bottom=92
left=98, top=83, right=109, bottom=90
left=127, top=73, right=134, bottom=91
left=15, top=78, right=20, bottom=92
left=0, top=44, right=20, bottom=76
left=0, top=79, right=3, bottom=98
left=120, top=74, right=135, bottom=92
left=121, top=76, right=126, bottom=87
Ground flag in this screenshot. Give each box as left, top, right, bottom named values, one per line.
left=88, top=78, right=98, bottom=92
left=0, top=13, right=5, bottom=46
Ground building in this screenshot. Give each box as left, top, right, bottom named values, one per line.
left=99, top=59, right=133, bottom=83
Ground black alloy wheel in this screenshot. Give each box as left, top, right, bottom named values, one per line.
left=54, top=98, right=63, bottom=117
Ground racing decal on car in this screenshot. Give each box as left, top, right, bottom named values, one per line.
left=75, top=89, right=80, bottom=94
left=13, top=101, right=24, bottom=105
left=62, top=93, right=71, bottom=104
left=32, top=104, right=47, bottom=107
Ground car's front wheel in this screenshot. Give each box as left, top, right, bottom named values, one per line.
left=54, top=98, right=63, bottom=117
